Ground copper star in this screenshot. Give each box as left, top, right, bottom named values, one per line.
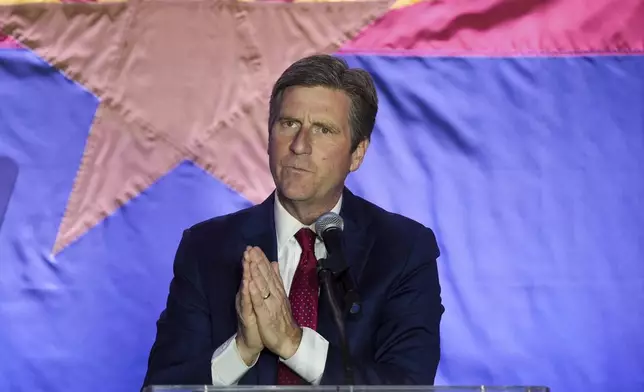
left=0, top=0, right=391, bottom=254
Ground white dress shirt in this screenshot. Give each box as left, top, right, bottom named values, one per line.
left=209, top=193, right=343, bottom=385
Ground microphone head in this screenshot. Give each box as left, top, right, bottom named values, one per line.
left=314, top=212, right=344, bottom=237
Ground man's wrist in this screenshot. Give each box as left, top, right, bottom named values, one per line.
left=280, top=326, right=303, bottom=360
left=235, top=335, right=261, bottom=366
left=279, top=327, right=329, bottom=384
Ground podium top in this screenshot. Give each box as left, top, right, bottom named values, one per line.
left=143, top=386, right=549, bottom=392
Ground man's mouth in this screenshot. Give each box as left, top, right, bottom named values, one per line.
left=285, top=166, right=310, bottom=173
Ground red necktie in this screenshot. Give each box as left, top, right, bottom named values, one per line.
left=277, top=228, right=319, bottom=384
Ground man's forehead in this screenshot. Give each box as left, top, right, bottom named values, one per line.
left=280, top=85, right=350, bottom=115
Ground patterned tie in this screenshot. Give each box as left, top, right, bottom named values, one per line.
left=277, top=227, right=319, bottom=384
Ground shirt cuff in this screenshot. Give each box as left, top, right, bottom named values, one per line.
left=280, top=327, right=329, bottom=385
left=211, top=334, right=258, bottom=385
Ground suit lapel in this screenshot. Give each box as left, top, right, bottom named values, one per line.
left=339, top=188, right=374, bottom=286
left=241, top=192, right=278, bottom=262
left=318, top=188, right=374, bottom=349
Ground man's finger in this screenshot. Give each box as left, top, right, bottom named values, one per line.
left=250, top=247, right=283, bottom=295
left=267, top=260, right=285, bottom=296
left=253, top=254, right=274, bottom=285
left=249, top=247, right=271, bottom=269
left=243, top=257, right=251, bottom=283
left=240, top=257, right=255, bottom=316
left=271, top=262, right=281, bottom=281
left=241, top=248, right=252, bottom=299
left=243, top=248, right=253, bottom=269
left=242, top=279, right=254, bottom=314
left=247, top=247, right=268, bottom=280
left=270, top=262, right=287, bottom=296
left=250, top=258, right=271, bottom=294
left=248, top=279, right=268, bottom=313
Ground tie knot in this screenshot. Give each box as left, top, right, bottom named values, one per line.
left=295, top=228, right=316, bottom=253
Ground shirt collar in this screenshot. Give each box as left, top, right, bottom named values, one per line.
left=274, top=191, right=343, bottom=251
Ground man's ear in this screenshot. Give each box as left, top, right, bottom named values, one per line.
left=349, top=138, right=369, bottom=172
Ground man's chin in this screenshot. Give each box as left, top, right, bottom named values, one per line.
left=277, top=186, right=314, bottom=203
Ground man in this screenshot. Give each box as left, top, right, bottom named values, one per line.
left=142, top=54, right=444, bottom=387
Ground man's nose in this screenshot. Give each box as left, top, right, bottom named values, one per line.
left=290, top=128, right=312, bottom=155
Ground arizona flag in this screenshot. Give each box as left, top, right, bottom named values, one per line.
left=1, top=0, right=643, bottom=391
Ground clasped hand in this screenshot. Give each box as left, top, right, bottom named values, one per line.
left=235, top=246, right=302, bottom=365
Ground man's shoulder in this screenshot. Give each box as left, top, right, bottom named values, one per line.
left=357, top=194, right=433, bottom=233
left=183, top=202, right=263, bottom=240
left=353, top=193, right=439, bottom=254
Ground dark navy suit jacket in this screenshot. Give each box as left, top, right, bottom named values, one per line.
left=143, top=188, right=444, bottom=387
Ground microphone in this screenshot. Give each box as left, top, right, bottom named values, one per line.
left=314, top=212, right=358, bottom=385
left=314, top=212, right=361, bottom=314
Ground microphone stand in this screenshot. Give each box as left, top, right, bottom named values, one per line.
left=317, top=256, right=355, bottom=385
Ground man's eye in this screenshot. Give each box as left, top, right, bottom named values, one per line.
left=314, top=125, right=333, bottom=134
left=283, top=120, right=298, bottom=128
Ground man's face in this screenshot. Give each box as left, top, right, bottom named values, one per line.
left=268, top=85, right=368, bottom=204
